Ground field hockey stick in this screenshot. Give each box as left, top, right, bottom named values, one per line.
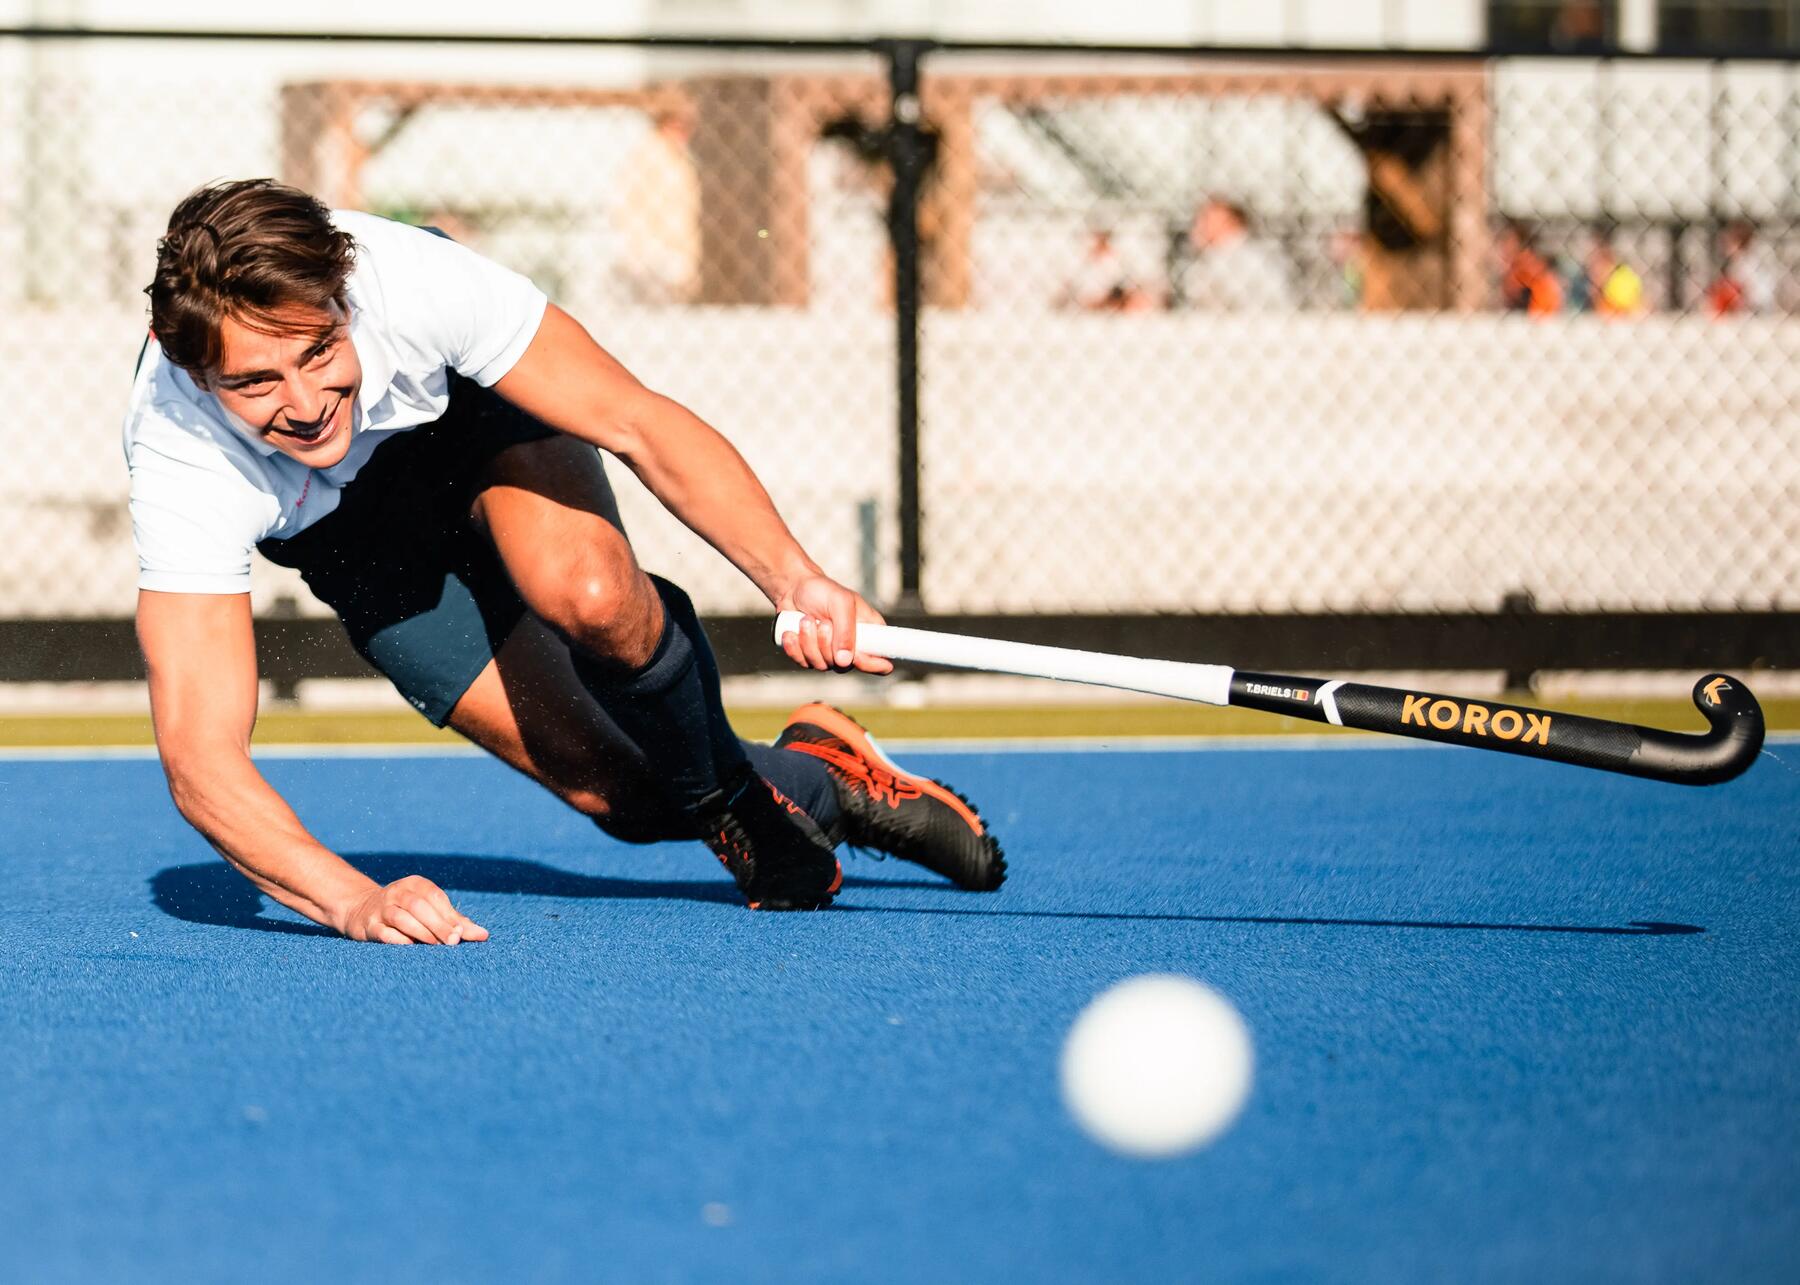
left=773, top=612, right=1764, bottom=786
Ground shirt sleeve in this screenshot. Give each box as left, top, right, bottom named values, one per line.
left=353, top=214, right=550, bottom=387
left=128, top=436, right=279, bottom=595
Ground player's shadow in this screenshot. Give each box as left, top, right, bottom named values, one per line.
left=148, top=852, right=746, bottom=936
left=148, top=856, right=1703, bottom=939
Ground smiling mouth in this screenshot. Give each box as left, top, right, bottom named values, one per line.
left=275, top=399, right=342, bottom=445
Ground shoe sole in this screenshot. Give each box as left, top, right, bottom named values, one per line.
left=747, top=860, right=843, bottom=912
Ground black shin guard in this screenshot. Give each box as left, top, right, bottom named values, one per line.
left=570, top=575, right=750, bottom=816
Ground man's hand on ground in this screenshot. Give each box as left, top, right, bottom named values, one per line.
left=341, top=875, right=490, bottom=946
left=777, top=575, right=893, bottom=675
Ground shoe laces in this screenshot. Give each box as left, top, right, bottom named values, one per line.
left=844, top=841, right=887, bottom=865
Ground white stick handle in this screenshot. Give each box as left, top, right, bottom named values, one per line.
left=773, top=611, right=1235, bottom=707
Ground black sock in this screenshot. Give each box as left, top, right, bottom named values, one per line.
left=592, top=736, right=843, bottom=847
left=742, top=740, right=843, bottom=837
left=570, top=575, right=749, bottom=816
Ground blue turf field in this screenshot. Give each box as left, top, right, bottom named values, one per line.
left=3, top=740, right=1798, bottom=1283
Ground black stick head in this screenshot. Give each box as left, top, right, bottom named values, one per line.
left=1644, top=673, right=1767, bottom=785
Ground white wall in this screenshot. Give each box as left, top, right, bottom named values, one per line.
left=8, top=305, right=1795, bottom=619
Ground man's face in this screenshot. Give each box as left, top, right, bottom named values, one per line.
left=206, top=300, right=361, bottom=468
left=1193, top=203, right=1239, bottom=249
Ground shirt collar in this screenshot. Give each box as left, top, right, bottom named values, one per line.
left=349, top=298, right=397, bottom=427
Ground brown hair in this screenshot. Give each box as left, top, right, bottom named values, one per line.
left=146, top=179, right=356, bottom=376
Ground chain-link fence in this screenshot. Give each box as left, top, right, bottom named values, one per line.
left=2, top=30, right=1796, bottom=680
left=917, top=55, right=1800, bottom=623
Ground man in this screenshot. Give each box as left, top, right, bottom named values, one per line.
left=1496, top=219, right=1562, bottom=318
left=1707, top=219, right=1777, bottom=316
left=126, top=179, right=1003, bottom=945
left=1576, top=227, right=1645, bottom=317
left=1060, top=225, right=1153, bottom=313
left=1179, top=198, right=1296, bottom=312
left=612, top=106, right=702, bottom=305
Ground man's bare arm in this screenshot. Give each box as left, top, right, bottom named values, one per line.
left=492, top=304, right=891, bottom=675
left=137, top=589, right=487, bottom=944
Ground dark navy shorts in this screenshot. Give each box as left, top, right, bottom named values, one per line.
left=257, top=375, right=565, bottom=725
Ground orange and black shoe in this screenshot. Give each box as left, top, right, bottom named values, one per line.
left=775, top=703, right=1006, bottom=892
left=695, top=768, right=843, bottom=911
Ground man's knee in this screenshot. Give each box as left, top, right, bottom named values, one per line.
left=534, top=552, right=661, bottom=669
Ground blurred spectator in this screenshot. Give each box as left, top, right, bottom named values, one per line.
left=1178, top=198, right=1295, bottom=311
left=613, top=106, right=701, bottom=305
left=1549, top=0, right=1609, bottom=53
left=1567, top=227, right=1645, bottom=317
left=1707, top=219, right=1777, bottom=316
left=1060, top=226, right=1153, bottom=312
left=1497, top=220, right=1562, bottom=317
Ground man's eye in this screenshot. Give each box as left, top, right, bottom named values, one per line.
left=306, top=342, right=338, bottom=365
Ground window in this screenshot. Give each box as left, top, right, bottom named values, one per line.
left=1658, top=1, right=1799, bottom=53
left=1488, top=1, right=1619, bottom=51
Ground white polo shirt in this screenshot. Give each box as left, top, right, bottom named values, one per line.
left=122, top=210, right=549, bottom=595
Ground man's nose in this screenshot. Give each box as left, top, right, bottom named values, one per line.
left=282, top=376, right=328, bottom=425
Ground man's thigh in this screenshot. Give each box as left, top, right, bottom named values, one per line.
left=471, top=432, right=627, bottom=552
left=469, top=432, right=667, bottom=663
left=446, top=613, right=659, bottom=819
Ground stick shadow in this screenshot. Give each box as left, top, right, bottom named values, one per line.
left=149, top=853, right=1702, bottom=939
left=833, top=904, right=1705, bottom=936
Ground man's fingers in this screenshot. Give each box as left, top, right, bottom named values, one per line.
left=850, top=598, right=887, bottom=673
left=413, top=894, right=466, bottom=938
left=387, top=904, right=445, bottom=945
left=443, top=913, right=489, bottom=944
left=853, top=652, right=895, bottom=676
left=797, top=617, right=830, bottom=671
left=805, top=616, right=831, bottom=670
left=396, top=877, right=487, bottom=943
left=782, top=586, right=885, bottom=672
left=419, top=882, right=485, bottom=941
left=373, top=911, right=486, bottom=946
left=400, top=882, right=488, bottom=946
left=420, top=881, right=459, bottom=919
left=829, top=599, right=856, bottom=669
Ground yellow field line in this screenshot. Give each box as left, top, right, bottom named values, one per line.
left=3, top=698, right=1795, bottom=749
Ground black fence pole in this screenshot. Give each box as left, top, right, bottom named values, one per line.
left=880, top=37, right=934, bottom=614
